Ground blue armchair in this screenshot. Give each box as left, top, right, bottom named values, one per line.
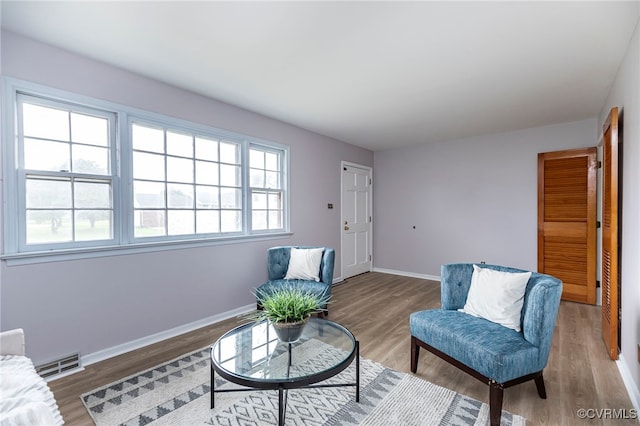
left=410, top=263, right=562, bottom=426
left=256, top=246, right=335, bottom=317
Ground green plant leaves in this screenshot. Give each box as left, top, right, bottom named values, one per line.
left=253, top=286, right=331, bottom=323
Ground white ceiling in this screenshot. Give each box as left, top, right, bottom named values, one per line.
left=2, top=1, right=639, bottom=151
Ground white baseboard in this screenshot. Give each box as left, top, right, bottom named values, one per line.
left=80, top=303, right=255, bottom=368
left=372, top=267, right=440, bottom=282
left=617, top=354, right=640, bottom=412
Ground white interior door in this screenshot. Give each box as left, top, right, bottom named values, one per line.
left=341, top=162, right=372, bottom=279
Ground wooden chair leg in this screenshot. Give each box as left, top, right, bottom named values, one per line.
left=410, top=336, right=420, bottom=373
left=489, top=381, right=504, bottom=426
left=534, top=371, right=547, bottom=399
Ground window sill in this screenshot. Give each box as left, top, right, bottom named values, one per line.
left=1, top=232, right=293, bottom=266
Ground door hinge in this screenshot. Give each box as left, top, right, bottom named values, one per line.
left=597, top=221, right=601, bottom=229
left=369, top=178, right=372, bottom=185
left=598, top=161, right=602, bottom=169
left=369, top=216, right=372, bottom=222
left=596, top=280, right=601, bottom=288
left=369, top=254, right=372, bottom=261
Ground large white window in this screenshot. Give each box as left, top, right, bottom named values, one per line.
left=3, top=81, right=289, bottom=260
left=131, top=121, right=244, bottom=238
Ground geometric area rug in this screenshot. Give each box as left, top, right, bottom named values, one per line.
left=81, top=342, right=526, bottom=426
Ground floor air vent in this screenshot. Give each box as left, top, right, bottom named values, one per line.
left=36, top=353, right=80, bottom=379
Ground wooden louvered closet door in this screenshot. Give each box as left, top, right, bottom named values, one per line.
left=601, top=107, right=620, bottom=360
left=538, top=148, right=597, bottom=304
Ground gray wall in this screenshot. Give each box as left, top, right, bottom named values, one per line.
left=598, top=21, right=640, bottom=407
left=0, top=31, right=373, bottom=364
left=373, top=118, right=597, bottom=276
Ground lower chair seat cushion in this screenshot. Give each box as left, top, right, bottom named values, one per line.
left=256, top=279, right=331, bottom=300
left=410, top=309, right=541, bottom=384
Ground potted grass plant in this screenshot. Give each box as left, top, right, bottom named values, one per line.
left=253, top=286, right=331, bottom=342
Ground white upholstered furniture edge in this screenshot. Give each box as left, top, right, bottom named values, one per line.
left=0, top=328, right=64, bottom=425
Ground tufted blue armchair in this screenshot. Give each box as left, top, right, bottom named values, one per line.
left=409, top=263, right=562, bottom=426
left=256, top=246, right=335, bottom=317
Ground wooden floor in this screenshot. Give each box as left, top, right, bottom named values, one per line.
left=49, top=272, right=634, bottom=425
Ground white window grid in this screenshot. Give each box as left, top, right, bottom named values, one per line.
left=16, top=93, right=118, bottom=252
left=130, top=120, right=245, bottom=240
left=249, top=145, right=285, bottom=232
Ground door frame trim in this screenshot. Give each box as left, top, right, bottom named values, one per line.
left=599, top=106, right=620, bottom=360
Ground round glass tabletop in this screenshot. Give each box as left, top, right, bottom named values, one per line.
left=211, top=317, right=357, bottom=389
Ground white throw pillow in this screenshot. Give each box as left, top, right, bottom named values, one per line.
left=459, top=265, right=532, bottom=331
left=284, top=248, right=324, bottom=282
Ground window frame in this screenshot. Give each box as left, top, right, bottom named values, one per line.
left=128, top=117, right=248, bottom=242
left=1, top=78, right=290, bottom=265
left=248, top=143, right=286, bottom=232
left=16, top=93, right=120, bottom=253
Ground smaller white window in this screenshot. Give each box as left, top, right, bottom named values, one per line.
left=250, top=146, right=284, bottom=232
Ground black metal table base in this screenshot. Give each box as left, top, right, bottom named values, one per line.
left=211, top=341, right=360, bottom=426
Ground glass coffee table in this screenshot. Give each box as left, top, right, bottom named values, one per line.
left=210, top=317, right=359, bottom=426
